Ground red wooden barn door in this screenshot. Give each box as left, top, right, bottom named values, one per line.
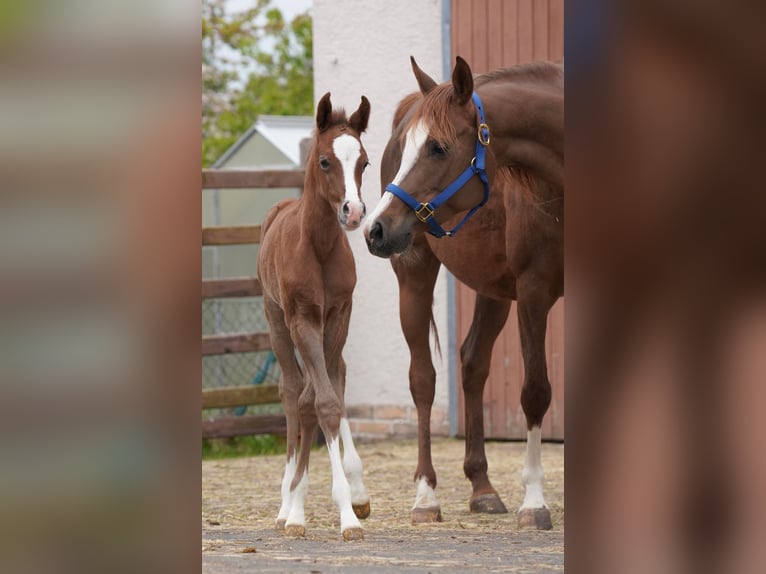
left=451, top=0, right=565, bottom=440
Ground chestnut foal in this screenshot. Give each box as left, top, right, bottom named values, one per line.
left=258, top=93, right=372, bottom=541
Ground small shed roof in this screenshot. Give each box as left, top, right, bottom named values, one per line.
left=213, top=115, right=313, bottom=168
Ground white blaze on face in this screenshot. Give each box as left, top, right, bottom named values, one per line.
left=365, top=119, right=430, bottom=232
left=332, top=133, right=363, bottom=207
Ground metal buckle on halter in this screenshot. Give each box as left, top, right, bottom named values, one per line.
left=415, top=202, right=435, bottom=223
left=477, top=123, right=491, bottom=146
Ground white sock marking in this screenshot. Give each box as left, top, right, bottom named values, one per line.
left=413, top=476, right=440, bottom=510
left=285, top=469, right=309, bottom=528
left=276, top=454, right=297, bottom=524
left=327, top=436, right=362, bottom=533
left=520, top=426, right=548, bottom=510
left=339, top=418, right=368, bottom=505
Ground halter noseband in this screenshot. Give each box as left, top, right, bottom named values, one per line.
left=385, top=92, right=491, bottom=238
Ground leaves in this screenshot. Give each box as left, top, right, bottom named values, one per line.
left=202, top=0, right=313, bottom=167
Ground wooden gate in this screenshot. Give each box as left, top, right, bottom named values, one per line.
left=201, top=169, right=304, bottom=439
left=451, top=0, right=565, bottom=439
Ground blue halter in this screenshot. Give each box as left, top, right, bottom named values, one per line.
left=385, top=92, right=491, bottom=238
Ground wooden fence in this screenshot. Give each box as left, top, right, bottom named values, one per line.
left=201, top=169, right=304, bottom=439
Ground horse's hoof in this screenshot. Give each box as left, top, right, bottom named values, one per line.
left=517, top=507, right=553, bottom=530
left=342, top=527, right=364, bottom=541
left=353, top=501, right=371, bottom=519
left=275, top=518, right=286, bottom=530
left=469, top=493, right=508, bottom=514
left=284, top=524, right=306, bottom=537
left=411, top=506, right=443, bottom=523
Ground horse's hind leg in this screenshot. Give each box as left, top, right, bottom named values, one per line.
left=292, top=315, right=363, bottom=540
left=324, top=307, right=370, bottom=519
left=460, top=294, right=512, bottom=514
left=263, top=299, right=303, bottom=531
left=393, top=244, right=443, bottom=523
left=516, top=276, right=557, bottom=530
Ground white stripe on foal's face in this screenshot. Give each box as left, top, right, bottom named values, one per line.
left=332, top=133, right=363, bottom=203
left=364, top=119, right=429, bottom=233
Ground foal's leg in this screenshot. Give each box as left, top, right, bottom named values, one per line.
left=291, top=312, right=363, bottom=540
left=516, top=276, right=557, bottom=530
left=283, top=384, right=319, bottom=537
left=324, top=307, right=370, bottom=519
left=460, top=294, right=512, bottom=514
left=392, top=245, right=443, bottom=523
left=263, top=299, right=303, bottom=531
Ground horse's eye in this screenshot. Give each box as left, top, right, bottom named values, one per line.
left=362, top=160, right=370, bottom=171
left=429, top=141, right=447, bottom=157
left=319, top=156, right=331, bottom=170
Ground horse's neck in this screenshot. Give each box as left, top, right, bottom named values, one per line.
left=480, top=80, right=564, bottom=193
left=298, top=171, right=343, bottom=255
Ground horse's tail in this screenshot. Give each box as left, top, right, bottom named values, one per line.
left=430, top=309, right=442, bottom=362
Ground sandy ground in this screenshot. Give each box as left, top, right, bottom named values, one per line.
left=202, top=437, right=564, bottom=573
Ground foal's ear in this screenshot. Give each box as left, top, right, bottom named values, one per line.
left=349, top=95, right=370, bottom=134
left=411, top=56, right=437, bottom=95
left=316, top=92, right=333, bottom=132
left=452, top=56, right=474, bottom=105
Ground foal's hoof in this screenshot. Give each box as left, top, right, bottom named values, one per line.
left=284, top=524, right=306, bottom=537
left=275, top=518, right=286, bottom=530
left=411, top=506, right=443, bottom=524
left=342, top=527, right=364, bottom=541
left=469, top=493, right=508, bottom=514
left=353, top=501, right=371, bottom=519
left=517, top=507, right=553, bottom=530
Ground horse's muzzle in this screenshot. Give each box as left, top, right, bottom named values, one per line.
left=364, top=219, right=412, bottom=258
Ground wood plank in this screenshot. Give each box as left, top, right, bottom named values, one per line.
left=518, top=0, right=533, bottom=63
left=548, top=0, right=565, bottom=60
left=202, top=169, right=305, bottom=190
left=471, top=0, right=489, bottom=73
left=501, top=0, right=519, bottom=65
left=453, top=0, right=474, bottom=63
left=486, top=0, right=505, bottom=71
left=202, top=332, right=272, bottom=355
left=202, top=414, right=287, bottom=439
left=202, top=385, right=280, bottom=409
left=202, top=225, right=261, bottom=245
left=533, top=0, right=549, bottom=60
left=202, top=277, right=262, bottom=299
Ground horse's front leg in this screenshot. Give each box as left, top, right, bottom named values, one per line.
left=291, top=310, right=364, bottom=541
left=393, top=245, right=443, bottom=523
left=460, top=294, right=512, bottom=514
left=516, top=275, right=558, bottom=530
left=324, top=305, right=370, bottom=520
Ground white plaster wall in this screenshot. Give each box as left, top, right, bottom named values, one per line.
left=313, top=0, right=449, bottom=410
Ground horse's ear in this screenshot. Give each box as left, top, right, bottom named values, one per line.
left=411, top=56, right=437, bottom=95
left=349, top=95, right=370, bottom=134
left=452, top=56, right=473, bottom=105
left=316, top=92, right=333, bottom=132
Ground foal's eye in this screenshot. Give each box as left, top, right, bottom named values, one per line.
left=362, top=160, right=370, bottom=171
left=429, top=141, right=447, bottom=157
left=319, top=156, right=331, bottom=170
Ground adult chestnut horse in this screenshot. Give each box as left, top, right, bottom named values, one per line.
left=364, top=57, right=563, bottom=529
left=258, top=92, right=372, bottom=541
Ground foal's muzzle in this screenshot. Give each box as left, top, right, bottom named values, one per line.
left=339, top=199, right=366, bottom=230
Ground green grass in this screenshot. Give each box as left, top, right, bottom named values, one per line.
left=202, top=435, right=287, bottom=459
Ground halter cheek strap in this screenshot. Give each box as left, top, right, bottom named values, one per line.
left=385, top=92, right=491, bottom=238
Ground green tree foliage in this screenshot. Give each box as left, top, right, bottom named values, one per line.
left=202, top=0, right=313, bottom=167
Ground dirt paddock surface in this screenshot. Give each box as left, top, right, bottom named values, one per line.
left=203, top=438, right=564, bottom=573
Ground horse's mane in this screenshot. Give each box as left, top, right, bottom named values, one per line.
left=475, top=60, right=563, bottom=87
